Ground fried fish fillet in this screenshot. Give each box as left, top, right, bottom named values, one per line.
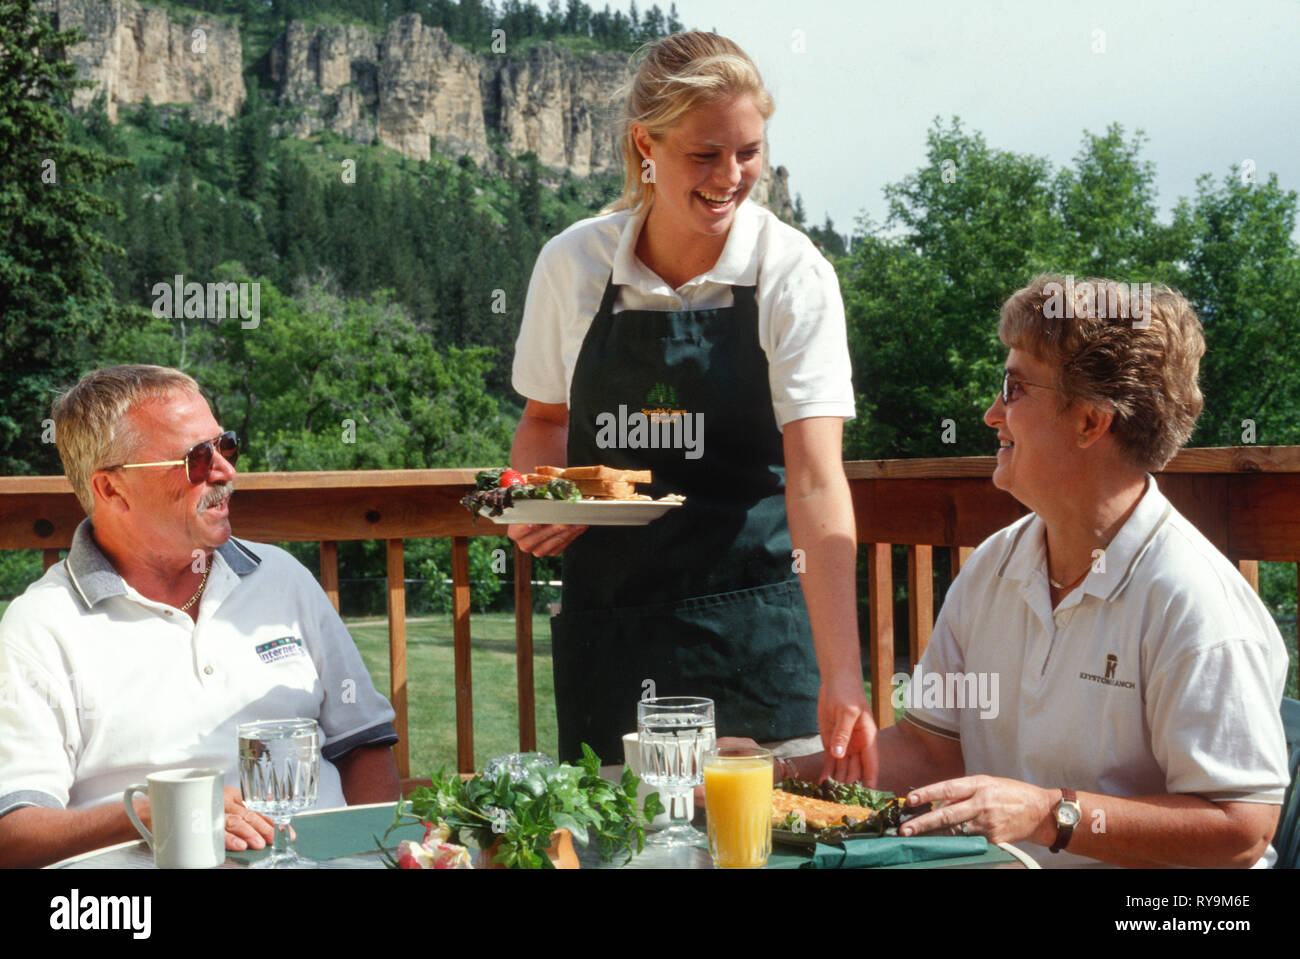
left=771, top=789, right=880, bottom=829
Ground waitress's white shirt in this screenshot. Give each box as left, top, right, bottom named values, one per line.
left=903, top=476, right=1291, bottom=867
left=511, top=198, right=856, bottom=429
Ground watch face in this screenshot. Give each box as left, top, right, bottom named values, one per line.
left=1057, top=804, right=1081, bottom=827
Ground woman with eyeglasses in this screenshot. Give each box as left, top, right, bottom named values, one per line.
left=767, top=275, right=1291, bottom=866
left=506, top=32, right=869, bottom=781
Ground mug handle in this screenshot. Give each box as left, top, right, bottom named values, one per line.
left=122, top=785, right=153, bottom=850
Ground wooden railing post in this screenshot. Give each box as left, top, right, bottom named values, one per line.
left=513, top=546, right=536, bottom=752
left=319, top=540, right=339, bottom=612
left=42, top=549, right=60, bottom=571
left=451, top=536, right=474, bottom=774
left=908, top=545, right=933, bottom=665
left=1237, top=559, right=1259, bottom=593
left=951, top=546, right=974, bottom=577
left=385, top=538, right=408, bottom=780
left=867, top=543, right=895, bottom=728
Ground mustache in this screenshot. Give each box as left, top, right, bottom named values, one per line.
left=198, top=482, right=234, bottom=511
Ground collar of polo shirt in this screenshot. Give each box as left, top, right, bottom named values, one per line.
left=611, top=196, right=761, bottom=294
left=994, top=474, right=1174, bottom=605
left=63, top=518, right=262, bottom=609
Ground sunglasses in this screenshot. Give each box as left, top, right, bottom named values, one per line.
left=103, top=431, right=239, bottom=484
left=1000, top=370, right=1060, bottom=405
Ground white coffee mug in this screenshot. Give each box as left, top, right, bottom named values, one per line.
left=123, top=768, right=225, bottom=868
left=623, top=731, right=685, bottom=826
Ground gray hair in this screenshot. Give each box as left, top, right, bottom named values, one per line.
left=52, top=365, right=203, bottom=516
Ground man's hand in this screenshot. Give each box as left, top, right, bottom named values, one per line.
left=818, top=678, right=878, bottom=786
left=899, top=775, right=1055, bottom=845
left=508, top=523, right=588, bottom=557
left=223, top=787, right=274, bottom=851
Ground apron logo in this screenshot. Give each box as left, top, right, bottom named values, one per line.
left=596, top=386, right=704, bottom=460
left=255, top=636, right=305, bottom=664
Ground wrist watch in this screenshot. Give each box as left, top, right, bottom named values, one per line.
left=1049, top=788, right=1082, bottom=853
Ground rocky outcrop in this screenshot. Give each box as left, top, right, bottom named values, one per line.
left=46, top=4, right=795, bottom=217
left=42, top=0, right=245, bottom=125
left=487, top=43, right=628, bottom=178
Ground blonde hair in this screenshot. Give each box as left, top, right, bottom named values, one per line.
left=604, top=32, right=774, bottom=214
left=52, top=365, right=203, bottom=516
left=998, top=275, right=1206, bottom=471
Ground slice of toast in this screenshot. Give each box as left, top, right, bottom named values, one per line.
left=571, top=479, right=636, bottom=499
left=554, top=465, right=653, bottom=484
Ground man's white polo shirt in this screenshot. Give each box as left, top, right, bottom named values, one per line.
left=904, top=476, right=1291, bottom=866
left=0, top=520, right=398, bottom=818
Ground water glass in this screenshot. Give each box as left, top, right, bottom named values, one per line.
left=237, top=718, right=321, bottom=868
left=637, top=696, right=715, bottom=847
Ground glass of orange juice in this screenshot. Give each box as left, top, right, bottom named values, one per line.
left=704, top=746, right=773, bottom=868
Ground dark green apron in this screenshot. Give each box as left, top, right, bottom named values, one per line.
left=550, top=272, right=820, bottom=761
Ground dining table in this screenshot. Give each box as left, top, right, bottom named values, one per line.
left=48, top=800, right=1030, bottom=869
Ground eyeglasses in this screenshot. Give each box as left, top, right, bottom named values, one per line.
left=103, top=431, right=239, bottom=484
left=1001, top=370, right=1060, bottom=405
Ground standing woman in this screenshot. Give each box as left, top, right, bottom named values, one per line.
left=509, top=32, right=873, bottom=781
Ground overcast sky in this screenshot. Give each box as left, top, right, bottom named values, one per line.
left=666, top=0, right=1299, bottom=239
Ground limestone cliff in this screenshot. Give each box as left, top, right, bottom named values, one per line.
left=42, top=0, right=246, bottom=125
left=45, top=4, right=792, bottom=215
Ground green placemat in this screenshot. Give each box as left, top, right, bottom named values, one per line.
left=228, top=804, right=422, bottom=866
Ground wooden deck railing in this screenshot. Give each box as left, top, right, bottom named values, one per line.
left=3, top=447, right=1298, bottom=784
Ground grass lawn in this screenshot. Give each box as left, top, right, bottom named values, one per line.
left=345, top=612, right=559, bottom=776
left=346, top=611, right=902, bottom=774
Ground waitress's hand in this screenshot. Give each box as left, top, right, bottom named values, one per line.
left=508, top=523, right=589, bottom=557
left=818, top=679, right=879, bottom=787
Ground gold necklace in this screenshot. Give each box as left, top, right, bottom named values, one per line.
left=1049, top=567, right=1089, bottom=591
left=180, top=563, right=210, bottom=611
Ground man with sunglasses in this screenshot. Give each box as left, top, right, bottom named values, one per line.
left=0, top=365, right=401, bottom=868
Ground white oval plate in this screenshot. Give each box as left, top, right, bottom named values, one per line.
left=484, top=499, right=683, bottom=526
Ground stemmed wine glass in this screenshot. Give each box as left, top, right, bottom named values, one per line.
left=237, top=718, right=321, bottom=868
left=637, top=696, right=716, bottom=847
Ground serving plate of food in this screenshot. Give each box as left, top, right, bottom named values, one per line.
left=460, top=466, right=685, bottom=527
left=770, top=779, right=916, bottom=846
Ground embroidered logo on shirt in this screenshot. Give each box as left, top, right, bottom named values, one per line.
left=1080, top=652, right=1135, bottom=689
left=255, top=636, right=305, bottom=664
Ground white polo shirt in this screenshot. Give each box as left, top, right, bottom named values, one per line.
left=904, top=476, right=1291, bottom=867
left=0, top=521, right=398, bottom=818
left=510, top=198, right=856, bottom=429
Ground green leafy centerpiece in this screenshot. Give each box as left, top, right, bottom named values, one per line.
left=381, top=745, right=664, bottom=869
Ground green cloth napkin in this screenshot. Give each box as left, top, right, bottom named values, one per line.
left=803, top=835, right=988, bottom=868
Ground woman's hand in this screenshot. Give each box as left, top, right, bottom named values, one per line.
left=818, top=678, right=878, bottom=785
left=508, top=523, right=588, bottom=556
left=899, top=775, right=1055, bottom=845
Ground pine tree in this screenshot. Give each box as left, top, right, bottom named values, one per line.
left=0, top=0, right=142, bottom=475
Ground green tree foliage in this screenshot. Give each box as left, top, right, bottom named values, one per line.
left=179, top=0, right=680, bottom=57
left=0, top=1, right=144, bottom=474
left=1169, top=171, right=1300, bottom=448
left=841, top=117, right=1300, bottom=461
